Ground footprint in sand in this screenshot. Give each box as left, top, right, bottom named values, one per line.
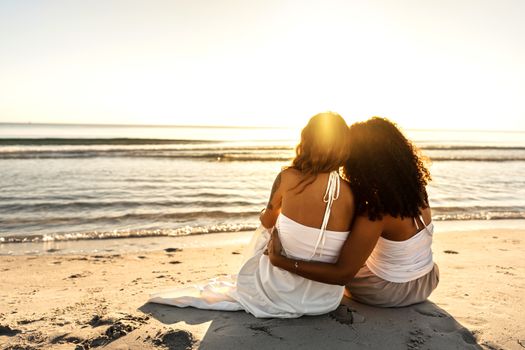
left=407, top=327, right=428, bottom=349
left=89, top=314, right=117, bottom=327
left=247, top=324, right=284, bottom=340
left=52, top=314, right=149, bottom=349
left=456, top=327, right=478, bottom=345
left=50, top=333, right=85, bottom=345
left=496, top=270, right=516, bottom=276
left=150, top=329, right=195, bottom=349
left=329, top=305, right=366, bottom=325
left=68, top=257, right=88, bottom=261
left=65, top=271, right=92, bottom=279
left=413, top=306, right=479, bottom=346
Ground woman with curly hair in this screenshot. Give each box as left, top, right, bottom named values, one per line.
left=267, top=117, right=439, bottom=307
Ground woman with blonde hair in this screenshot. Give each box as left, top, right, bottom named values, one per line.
left=150, top=112, right=355, bottom=317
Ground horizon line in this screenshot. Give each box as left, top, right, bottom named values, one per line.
left=0, top=121, right=292, bottom=130
left=0, top=121, right=524, bottom=133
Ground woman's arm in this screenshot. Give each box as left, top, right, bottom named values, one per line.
left=259, top=171, right=284, bottom=229
left=268, top=215, right=383, bottom=285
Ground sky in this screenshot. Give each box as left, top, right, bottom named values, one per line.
left=0, top=0, right=524, bottom=130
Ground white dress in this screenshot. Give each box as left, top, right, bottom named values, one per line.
left=149, top=171, right=349, bottom=318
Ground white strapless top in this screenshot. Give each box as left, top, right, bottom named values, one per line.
left=277, top=214, right=349, bottom=263
left=366, top=216, right=434, bottom=283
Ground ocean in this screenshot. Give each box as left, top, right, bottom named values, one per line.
left=1, top=123, right=524, bottom=254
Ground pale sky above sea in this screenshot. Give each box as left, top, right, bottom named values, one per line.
left=0, top=0, right=524, bottom=130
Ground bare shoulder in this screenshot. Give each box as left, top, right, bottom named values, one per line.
left=281, top=167, right=301, bottom=178
left=341, top=178, right=354, bottom=197
left=338, top=178, right=355, bottom=206
left=279, top=167, right=303, bottom=189
left=421, top=206, right=432, bottom=224
left=339, top=177, right=352, bottom=193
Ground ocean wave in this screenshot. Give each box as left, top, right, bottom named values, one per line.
left=0, top=150, right=294, bottom=161
left=0, top=223, right=258, bottom=243
left=1, top=139, right=524, bottom=161
left=0, top=199, right=261, bottom=213
left=0, top=210, right=262, bottom=228
left=3, top=206, right=522, bottom=227
left=431, top=206, right=525, bottom=221
left=433, top=212, right=525, bottom=221
left=1, top=208, right=524, bottom=244
left=1, top=149, right=524, bottom=161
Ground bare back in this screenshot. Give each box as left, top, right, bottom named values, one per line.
left=381, top=207, right=432, bottom=241
left=279, top=169, right=354, bottom=232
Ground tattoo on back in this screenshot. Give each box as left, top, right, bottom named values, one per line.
left=267, top=172, right=282, bottom=210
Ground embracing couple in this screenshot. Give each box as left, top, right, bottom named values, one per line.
left=150, top=112, right=439, bottom=317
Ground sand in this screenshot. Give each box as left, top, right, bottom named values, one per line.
left=1, top=228, right=524, bottom=350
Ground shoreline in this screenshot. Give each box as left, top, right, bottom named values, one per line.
left=0, top=230, right=252, bottom=257
left=1, top=219, right=525, bottom=256
left=1, top=227, right=524, bottom=349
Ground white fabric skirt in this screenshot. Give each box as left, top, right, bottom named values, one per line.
left=149, top=226, right=344, bottom=318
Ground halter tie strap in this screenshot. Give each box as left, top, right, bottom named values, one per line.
left=310, top=171, right=340, bottom=259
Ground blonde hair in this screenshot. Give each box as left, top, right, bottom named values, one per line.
left=290, top=112, right=349, bottom=191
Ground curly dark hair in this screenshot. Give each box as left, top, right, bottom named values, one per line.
left=343, top=117, right=431, bottom=220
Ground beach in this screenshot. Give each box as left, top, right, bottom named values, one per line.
left=1, top=226, right=524, bottom=350
left=2, top=0, right=525, bottom=348
left=1, top=124, right=524, bottom=349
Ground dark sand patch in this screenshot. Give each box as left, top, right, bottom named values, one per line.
left=151, top=329, right=195, bottom=349
left=164, top=248, right=183, bottom=253
left=444, top=250, right=459, bottom=254
left=0, top=324, right=22, bottom=336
